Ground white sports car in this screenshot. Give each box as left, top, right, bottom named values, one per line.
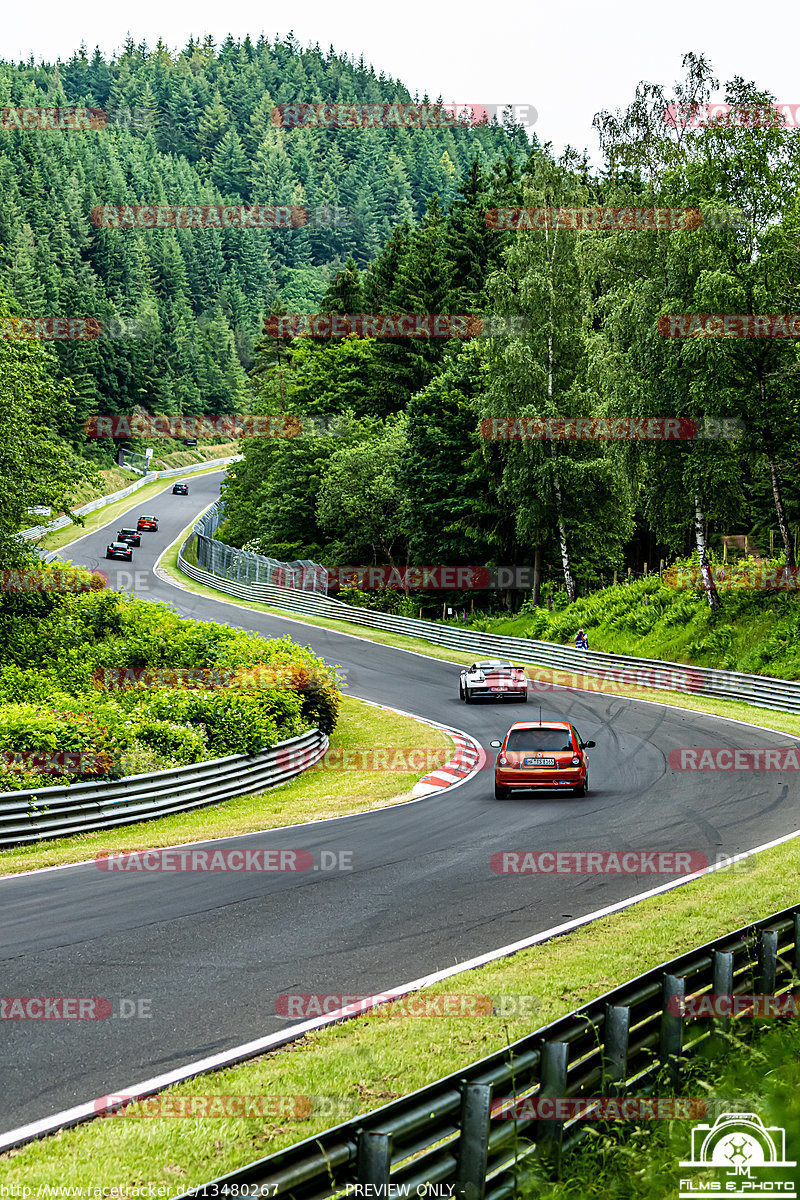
left=459, top=660, right=528, bottom=703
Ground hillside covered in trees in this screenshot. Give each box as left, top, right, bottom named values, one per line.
left=3, top=41, right=799, bottom=615
left=0, top=33, right=528, bottom=458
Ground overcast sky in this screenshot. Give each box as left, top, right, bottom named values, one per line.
left=2, top=0, right=797, bottom=159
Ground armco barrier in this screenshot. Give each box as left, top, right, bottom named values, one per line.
left=179, top=904, right=800, bottom=1199
left=18, top=455, right=241, bottom=542
left=0, top=727, right=326, bottom=846
left=177, top=535, right=800, bottom=717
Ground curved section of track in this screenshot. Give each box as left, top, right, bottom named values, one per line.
left=3, top=471, right=799, bottom=1134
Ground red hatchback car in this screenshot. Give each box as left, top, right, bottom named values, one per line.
left=136, top=514, right=159, bottom=532
left=490, top=721, right=595, bottom=799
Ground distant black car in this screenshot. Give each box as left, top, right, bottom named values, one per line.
left=106, top=541, right=133, bottom=561
left=183, top=438, right=197, bottom=448
left=116, top=527, right=141, bottom=546
left=172, top=483, right=189, bottom=495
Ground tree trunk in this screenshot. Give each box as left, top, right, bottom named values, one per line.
left=546, top=285, right=576, bottom=604
left=532, top=544, right=542, bottom=606
left=768, top=454, right=795, bottom=568
left=757, top=367, right=795, bottom=568
left=553, top=468, right=577, bottom=603
left=694, top=495, right=721, bottom=611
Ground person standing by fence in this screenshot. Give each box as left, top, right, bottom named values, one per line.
left=575, top=627, right=589, bottom=650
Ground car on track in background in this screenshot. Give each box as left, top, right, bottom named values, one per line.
left=172, top=483, right=189, bottom=495
left=490, top=720, right=595, bottom=799
left=460, top=660, right=528, bottom=703
left=116, top=527, right=141, bottom=546
left=106, top=540, right=134, bottom=561
left=136, top=514, right=159, bottom=531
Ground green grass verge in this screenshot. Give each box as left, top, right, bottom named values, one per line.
left=0, top=695, right=449, bottom=876
left=3, top=827, right=799, bottom=1192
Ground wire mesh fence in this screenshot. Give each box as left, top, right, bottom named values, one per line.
left=192, top=504, right=328, bottom=592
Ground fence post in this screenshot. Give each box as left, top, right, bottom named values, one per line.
left=455, top=1082, right=493, bottom=1200
left=537, top=1040, right=568, bottom=1161
left=795, top=913, right=800, bottom=982
left=660, top=974, right=685, bottom=1087
left=712, top=950, right=734, bottom=1038
left=603, top=1005, right=630, bottom=1093
left=357, top=1130, right=391, bottom=1186
left=757, top=928, right=778, bottom=995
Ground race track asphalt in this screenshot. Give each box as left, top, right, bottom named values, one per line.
left=2, top=470, right=798, bottom=1134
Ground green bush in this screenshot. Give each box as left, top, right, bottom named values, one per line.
left=0, top=565, right=343, bottom=791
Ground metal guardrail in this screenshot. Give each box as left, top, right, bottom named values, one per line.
left=18, top=456, right=241, bottom=542
left=182, top=903, right=800, bottom=1199
left=0, top=727, right=327, bottom=846
left=177, top=540, right=800, bottom=717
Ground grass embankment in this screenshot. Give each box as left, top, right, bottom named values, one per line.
left=3, top=836, right=799, bottom=1193
left=150, top=441, right=241, bottom=470
left=0, top=695, right=449, bottom=876
left=466, top=572, right=800, bottom=679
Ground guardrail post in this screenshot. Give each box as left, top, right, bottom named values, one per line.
left=455, top=1082, right=492, bottom=1200
left=757, top=928, right=778, bottom=995
left=603, top=1005, right=630, bottom=1093
left=660, top=974, right=685, bottom=1087
left=357, top=1130, right=392, bottom=1186
left=712, top=950, right=734, bottom=1038
left=537, top=1040, right=568, bottom=1163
